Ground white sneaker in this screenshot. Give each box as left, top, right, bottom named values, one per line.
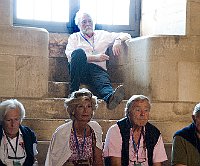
left=107, top=85, right=125, bottom=110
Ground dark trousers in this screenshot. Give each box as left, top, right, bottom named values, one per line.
left=69, top=48, right=114, bottom=102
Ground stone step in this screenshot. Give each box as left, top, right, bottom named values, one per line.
left=36, top=141, right=172, bottom=166
left=5, top=97, right=195, bottom=121
left=22, top=118, right=191, bottom=143
left=47, top=81, right=122, bottom=98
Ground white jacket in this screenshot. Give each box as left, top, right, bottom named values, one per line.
left=45, top=120, right=103, bottom=166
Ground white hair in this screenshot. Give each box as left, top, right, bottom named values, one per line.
left=0, top=99, right=25, bottom=124
left=74, top=10, right=95, bottom=26
left=124, top=95, right=151, bottom=117
left=193, top=103, right=200, bottom=115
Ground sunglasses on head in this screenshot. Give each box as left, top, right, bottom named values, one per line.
left=74, top=92, right=92, bottom=98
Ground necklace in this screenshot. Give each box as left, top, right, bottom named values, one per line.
left=80, top=33, right=95, bottom=52
left=72, top=121, right=87, bottom=159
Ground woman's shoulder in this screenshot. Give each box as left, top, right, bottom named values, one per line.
left=88, top=120, right=102, bottom=131
left=54, top=120, right=73, bottom=133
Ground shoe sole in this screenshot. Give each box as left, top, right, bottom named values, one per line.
left=107, top=85, right=125, bottom=110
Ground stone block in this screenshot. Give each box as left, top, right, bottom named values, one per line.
left=22, top=119, right=65, bottom=141
left=48, top=57, right=69, bottom=82
left=0, top=26, right=49, bottom=98
left=150, top=102, right=195, bottom=121
left=48, top=81, right=69, bottom=98
left=178, top=62, right=200, bottom=102
left=0, top=26, right=48, bottom=57
left=19, top=98, right=68, bottom=119
left=151, top=121, right=192, bottom=142
left=49, top=33, right=69, bottom=58
left=15, top=56, right=48, bottom=97
left=0, top=0, right=12, bottom=26
left=124, top=36, right=200, bottom=101
left=188, top=1, right=200, bottom=36
left=0, top=55, right=15, bottom=96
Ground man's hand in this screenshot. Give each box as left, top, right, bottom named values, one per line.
left=87, top=53, right=109, bottom=62
left=112, top=39, right=122, bottom=56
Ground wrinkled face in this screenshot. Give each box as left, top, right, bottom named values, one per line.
left=74, top=99, right=93, bottom=122
left=78, top=14, right=94, bottom=36
left=3, top=109, right=21, bottom=138
left=128, top=99, right=150, bottom=127
left=192, top=112, right=200, bottom=135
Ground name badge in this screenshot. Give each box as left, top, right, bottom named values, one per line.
left=13, top=161, right=22, bottom=166
left=134, top=163, right=142, bottom=166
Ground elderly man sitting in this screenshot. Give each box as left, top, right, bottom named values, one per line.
left=0, top=99, right=38, bottom=166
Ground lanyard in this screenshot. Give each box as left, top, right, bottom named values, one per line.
left=6, top=133, right=19, bottom=158
left=80, top=33, right=95, bottom=51
left=73, top=121, right=87, bottom=159
left=132, top=127, right=143, bottom=163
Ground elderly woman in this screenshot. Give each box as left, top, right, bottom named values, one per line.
left=45, top=88, right=103, bottom=166
left=0, top=99, right=38, bottom=166
left=103, top=95, right=168, bottom=166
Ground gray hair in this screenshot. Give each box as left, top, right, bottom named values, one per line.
left=193, top=103, right=200, bottom=115
left=0, top=99, right=25, bottom=124
left=64, top=88, right=98, bottom=120
left=75, top=10, right=95, bottom=26
left=125, top=95, right=151, bottom=117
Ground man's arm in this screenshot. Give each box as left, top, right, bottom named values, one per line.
left=103, top=125, right=122, bottom=166
left=94, top=147, right=104, bottom=166
left=112, top=35, right=130, bottom=56
left=110, top=156, right=121, bottom=166
left=171, top=136, right=188, bottom=166
left=153, top=162, right=162, bottom=166
left=87, top=53, right=109, bottom=62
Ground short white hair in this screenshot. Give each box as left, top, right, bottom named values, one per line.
left=0, top=99, right=25, bottom=124
left=193, top=103, right=200, bottom=115
left=125, top=95, right=151, bottom=117
left=74, top=10, right=95, bottom=26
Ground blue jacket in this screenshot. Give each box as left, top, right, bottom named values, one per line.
left=174, top=123, right=200, bottom=154
left=0, top=125, right=37, bottom=166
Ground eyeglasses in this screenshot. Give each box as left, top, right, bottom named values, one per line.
left=74, top=92, right=92, bottom=98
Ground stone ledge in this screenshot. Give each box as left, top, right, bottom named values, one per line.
left=22, top=118, right=191, bottom=143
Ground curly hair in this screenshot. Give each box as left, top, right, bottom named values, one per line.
left=64, top=88, right=98, bottom=120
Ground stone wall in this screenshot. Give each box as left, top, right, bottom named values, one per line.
left=141, top=0, right=186, bottom=36
left=0, top=0, right=49, bottom=98
left=123, top=35, right=200, bottom=102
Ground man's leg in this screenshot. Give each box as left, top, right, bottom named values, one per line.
left=88, top=63, right=125, bottom=110
left=69, top=48, right=88, bottom=94
left=87, top=63, right=113, bottom=101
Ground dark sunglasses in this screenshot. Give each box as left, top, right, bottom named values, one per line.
left=74, top=92, right=92, bottom=98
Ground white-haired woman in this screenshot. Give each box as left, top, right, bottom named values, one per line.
left=45, top=88, right=103, bottom=166
left=103, top=95, right=168, bottom=166
left=0, top=99, right=38, bottom=166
